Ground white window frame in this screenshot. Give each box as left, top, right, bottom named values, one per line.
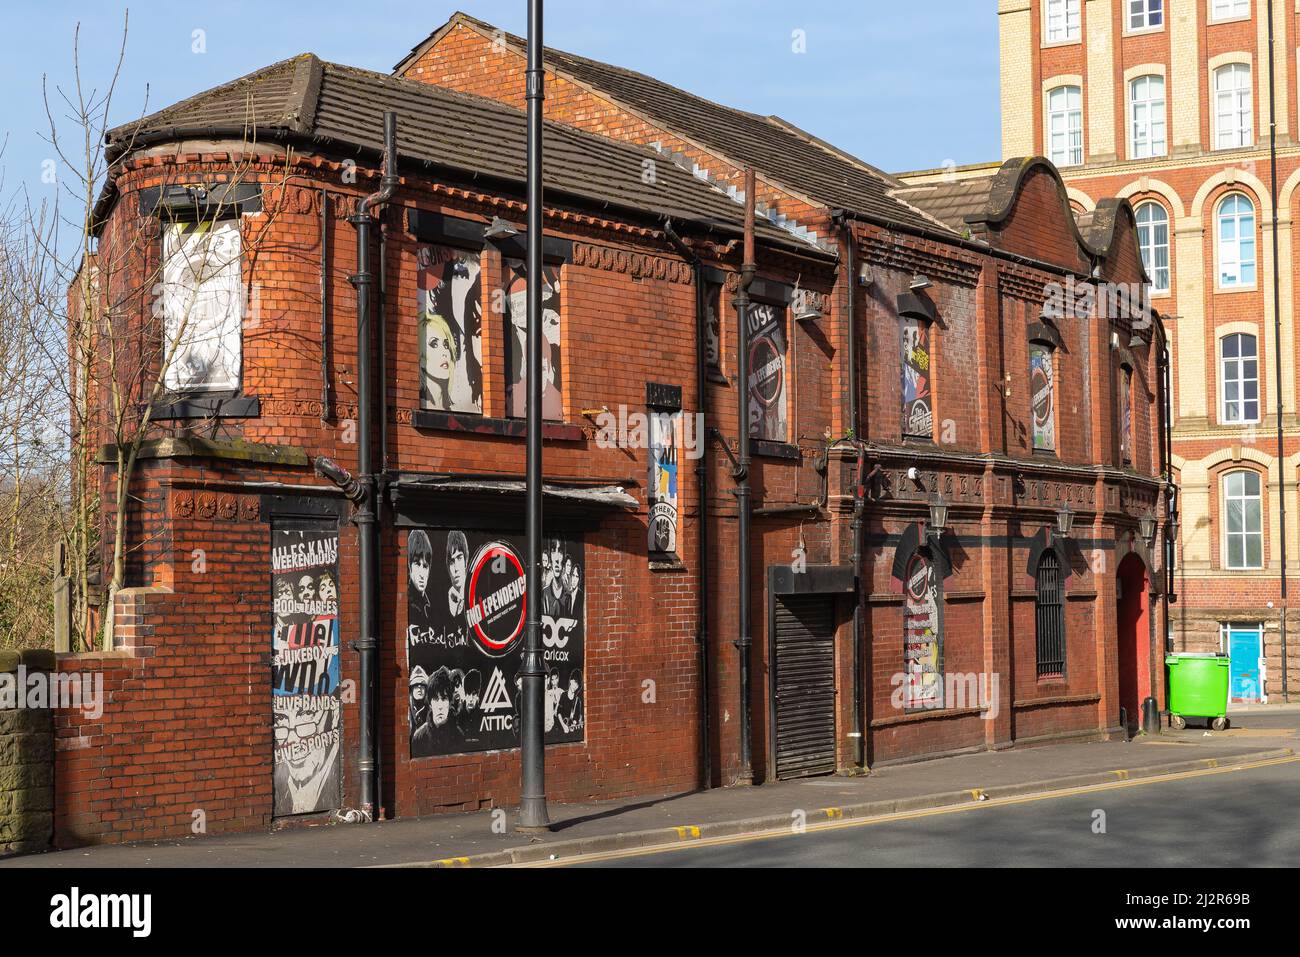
left=1047, top=85, right=1084, bottom=167
left=1210, top=0, right=1251, bottom=24
left=1127, top=0, right=1164, bottom=33
left=1222, top=469, right=1263, bottom=571
left=1129, top=75, right=1167, bottom=159
left=1216, top=193, right=1257, bottom=289
left=1135, top=201, right=1170, bottom=294
left=1213, top=63, right=1253, bottom=149
left=1219, top=332, right=1261, bottom=425
left=1044, top=0, right=1082, bottom=44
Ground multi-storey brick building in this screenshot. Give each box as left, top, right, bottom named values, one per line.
left=54, top=20, right=1169, bottom=847
left=983, top=0, right=1298, bottom=704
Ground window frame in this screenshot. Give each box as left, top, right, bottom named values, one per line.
left=1219, top=331, right=1261, bottom=425
left=1209, top=0, right=1251, bottom=24
left=1128, top=74, right=1167, bottom=160
left=1043, top=0, right=1082, bottom=44
left=1212, top=63, right=1254, bottom=150
left=1035, top=549, right=1067, bottom=679
left=1222, top=468, right=1264, bottom=571
left=1127, top=0, right=1164, bottom=33
left=1135, top=201, right=1171, bottom=295
left=1046, top=84, right=1085, bottom=168
left=1216, top=192, right=1258, bottom=290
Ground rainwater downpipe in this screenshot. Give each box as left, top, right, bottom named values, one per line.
left=663, top=217, right=713, bottom=789
left=346, top=110, right=398, bottom=819
left=733, top=169, right=756, bottom=785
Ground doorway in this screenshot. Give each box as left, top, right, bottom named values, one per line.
left=1116, top=553, right=1151, bottom=732
left=1223, top=624, right=1264, bottom=703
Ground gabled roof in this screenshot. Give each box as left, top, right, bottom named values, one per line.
left=102, top=54, right=826, bottom=255
left=395, top=12, right=956, bottom=236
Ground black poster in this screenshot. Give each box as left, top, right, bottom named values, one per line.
left=270, top=526, right=342, bottom=817
left=406, top=529, right=585, bottom=757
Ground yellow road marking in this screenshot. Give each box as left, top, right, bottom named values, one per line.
left=436, top=857, right=470, bottom=867
left=674, top=825, right=701, bottom=839
left=512, top=753, right=1300, bottom=868
left=822, top=807, right=843, bottom=820
left=1113, top=769, right=1129, bottom=780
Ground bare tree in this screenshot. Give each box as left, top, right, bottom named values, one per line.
left=32, top=13, right=291, bottom=649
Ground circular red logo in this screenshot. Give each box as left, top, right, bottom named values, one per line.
left=466, top=541, right=526, bottom=656
left=749, top=335, right=783, bottom=406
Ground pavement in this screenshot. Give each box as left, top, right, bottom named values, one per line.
left=3, top=705, right=1296, bottom=869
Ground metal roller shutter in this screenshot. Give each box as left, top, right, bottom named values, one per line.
left=772, top=595, right=837, bottom=779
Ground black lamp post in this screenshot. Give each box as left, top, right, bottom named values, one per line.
left=517, top=0, right=551, bottom=833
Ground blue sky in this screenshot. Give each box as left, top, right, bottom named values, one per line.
left=0, top=1, right=999, bottom=208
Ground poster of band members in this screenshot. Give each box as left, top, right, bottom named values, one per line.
left=902, top=552, right=943, bottom=709
left=901, top=315, right=933, bottom=438
left=419, top=244, right=482, bottom=413
left=1029, top=343, right=1055, bottom=451
left=747, top=302, right=788, bottom=441
left=503, top=260, right=563, bottom=420
left=270, top=527, right=342, bottom=817
left=406, top=529, right=585, bottom=757
left=648, top=411, right=680, bottom=557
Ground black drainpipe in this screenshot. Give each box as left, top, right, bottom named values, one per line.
left=320, top=187, right=332, bottom=423
left=1268, top=0, right=1290, bottom=701
left=663, top=218, right=712, bottom=789
left=732, top=169, right=756, bottom=785
left=833, top=209, right=866, bottom=771
left=345, top=110, right=398, bottom=820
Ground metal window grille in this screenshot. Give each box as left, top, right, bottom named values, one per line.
left=1036, top=550, right=1066, bottom=677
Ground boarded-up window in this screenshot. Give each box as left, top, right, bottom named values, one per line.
left=705, top=281, right=723, bottom=370
left=901, top=316, right=933, bottom=439
left=747, top=302, right=788, bottom=441
left=503, top=260, right=562, bottom=420
left=159, top=219, right=242, bottom=392
left=903, top=551, right=943, bottom=709
left=1030, top=343, right=1056, bottom=451
left=418, top=245, right=482, bottom=413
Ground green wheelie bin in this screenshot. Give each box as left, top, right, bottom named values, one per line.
left=1165, top=652, right=1231, bottom=731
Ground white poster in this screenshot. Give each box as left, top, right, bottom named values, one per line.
left=159, top=219, right=243, bottom=392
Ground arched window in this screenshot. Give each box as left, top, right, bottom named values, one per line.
left=1047, top=86, right=1084, bottom=167
left=1217, top=193, right=1256, bottom=288
left=1029, top=341, right=1056, bottom=452
left=1135, top=201, right=1170, bottom=293
left=1035, top=550, right=1066, bottom=678
left=1220, top=332, right=1259, bottom=424
left=1129, top=75, right=1166, bottom=159
left=1213, top=64, right=1253, bottom=149
left=1223, top=469, right=1263, bottom=570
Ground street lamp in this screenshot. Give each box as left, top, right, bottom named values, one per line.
left=927, top=493, right=949, bottom=540
left=1054, top=503, right=1074, bottom=541
left=1138, top=511, right=1157, bottom=546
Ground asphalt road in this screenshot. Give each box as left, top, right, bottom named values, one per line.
left=569, top=753, right=1300, bottom=867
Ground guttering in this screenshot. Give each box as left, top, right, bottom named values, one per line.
left=345, top=110, right=398, bottom=822
left=663, top=217, right=713, bottom=790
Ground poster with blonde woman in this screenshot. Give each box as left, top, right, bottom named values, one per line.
left=418, top=245, right=482, bottom=413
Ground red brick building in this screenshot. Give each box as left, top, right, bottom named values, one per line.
left=55, top=24, right=1169, bottom=846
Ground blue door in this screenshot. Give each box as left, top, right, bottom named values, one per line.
left=1228, top=628, right=1263, bottom=702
